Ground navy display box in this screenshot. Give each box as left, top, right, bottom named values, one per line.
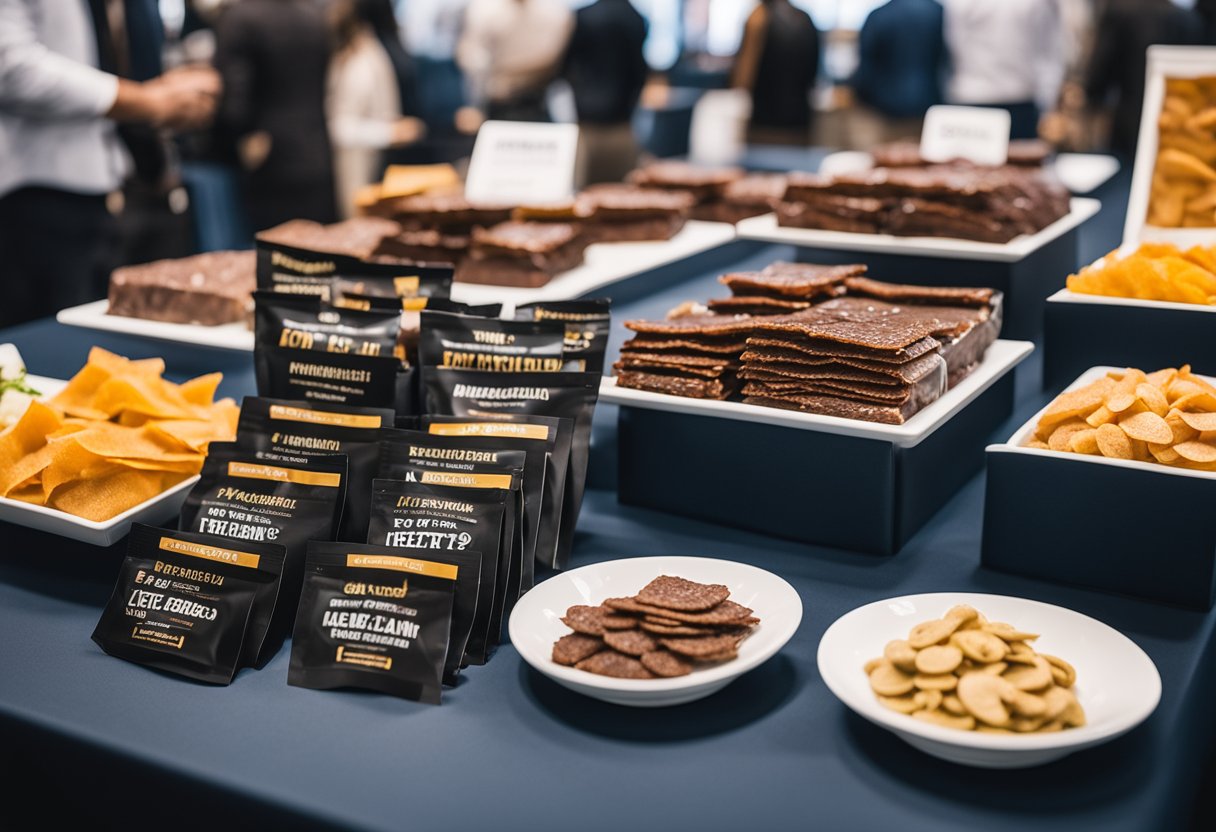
left=982, top=366, right=1216, bottom=611
left=1044, top=290, right=1216, bottom=390
left=602, top=341, right=1032, bottom=556
left=735, top=200, right=1099, bottom=341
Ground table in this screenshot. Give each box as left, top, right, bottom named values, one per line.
left=3, top=161, right=1212, bottom=832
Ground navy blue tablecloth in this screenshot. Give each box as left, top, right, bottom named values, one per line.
left=6, top=158, right=1209, bottom=832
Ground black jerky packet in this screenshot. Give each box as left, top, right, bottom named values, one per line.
left=417, top=309, right=573, bottom=373
left=253, top=292, right=414, bottom=413
left=235, top=397, right=396, bottom=542
left=424, top=415, right=572, bottom=574
left=91, top=524, right=286, bottom=684
left=423, top=369, right=601, bottom=569
left=256, top=234, right=454, bottom=299
left=514, top=299, right=612, bottom=373
left=179, top=443, right=348, bottom=623
left=379, top=435, right=524, bottom=654
left=368, top=479, right=489, bottom=680
left=289, top=542, right=457, bottom=704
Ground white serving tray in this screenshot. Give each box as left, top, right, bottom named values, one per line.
left=735, top=199, right=1100, bottom=263
left=55, top=221, right=738, bottom=347
left=600, top=338, right=1033, bottom=449
left=817, top=151, right=1120, bottom=194
left=57, top=301, right=255, bottom=352
left=450, top=219, right=737, bottom=307
left=988, top=364, right=1216, bottom=481
left=0, top=375, right=198, bottom=546
left=1047, top=287, right=1216, bottom=315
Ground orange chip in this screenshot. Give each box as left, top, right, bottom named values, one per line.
left=91, top=376, right=198, bottom=421
left=1147, top=368, right=1179, bottom=388
left=179, top=373, right=222, bottom=406
left=0, top=401, right=61, bottom=471
left=48, top=469, right=181, bottom=522
left=1086, top=405, right=1118, bottom=428
left=148, top=419, right=231, bottom=453
left=68, top=423, right=201, bottom=463
left=1171, top=391, right=1216, bottom=412
left=1095, top=423, right=1134, bottom=459
left=1036, top=380, right=1112, bottom=437
left=1178, top=410, right=1216, bottom=432
left=1048, top=420, right=1090, bottom=452
left=1135, top=383, right=1169, bottom=416
left=1118, top=411, right=1174, bottom=444
left=1149, top=442, right=1182, bottom=464
left=1068, top=429, right=1100, bottom=455
left=1174, top=440, right=1216, bottom=463
left=1025, top=439, right=1050, bottom=450
left=0, top=442, right=57, bottom=496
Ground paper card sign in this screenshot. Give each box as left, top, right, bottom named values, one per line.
left=464, top=121, right=579, bottom=204
left=920, top=105, right=1011, bottom=166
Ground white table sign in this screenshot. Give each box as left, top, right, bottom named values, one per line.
left=920, top=105, right=1011, bottom=166
left=464, top=121, right=579, bottom=204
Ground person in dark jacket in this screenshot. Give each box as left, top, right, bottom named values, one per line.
left=1087, top=0, right=1204, bottom=157
left=731, top=0, right=820, bottom=145
left=212, top=0, right=336, bottom=232
left=852, top=0, right=944, bottom=122
left=563, top=0, right=648, bottom=184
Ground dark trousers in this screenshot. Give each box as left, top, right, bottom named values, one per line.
left=0, top=187, right=112, bottom=328
left=970, top=101, right=1041, bottom=141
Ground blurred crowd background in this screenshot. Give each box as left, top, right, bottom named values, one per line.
left=3, top=0, right=1216, bottom=327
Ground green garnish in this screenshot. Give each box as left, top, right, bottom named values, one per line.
left=0, top=370, right=39, bottom=397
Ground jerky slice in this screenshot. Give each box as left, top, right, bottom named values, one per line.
left=604, top=597, right=754, bottom=625
left=575, top=650, right=656, bottom=679
left=561, top=605, right=611, bottom=636
left=636, top=575, right=731, bottom=611
left=601, top=614, right=640, bottom=630
left=615, top=371, right=735, bottom=400
left=552, top=633, right=605, bottom=666
left=603, top=629, right=660, bottom=656
left=640, top=621, right=716, bottom=636
left=660, top=633, right=746, bottom=658
left=641, top=650, right=693, bottom=678
left=843, top=276, right=995, bottom=307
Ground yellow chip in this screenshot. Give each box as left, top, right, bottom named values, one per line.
left=179, top=373, right=222, bottom=406
left=1068, top=429, right=1100, bottom=455
left=1135, top=383, right=1169, bottom=416
left=1174, top=440, right=1216, bottom=463
left=1085, top=405, right=1117, bottom=428
left=1095, top=423, right=1134, bottom=459
left=1147, top=368, right=1180, bottom=388
left=1118, top=410, right=1174, bottom=444
left=48, top=469, right=181, bottom=522
left=68, top=423, right=201, bottom=463
left=1177, top=410, right=1216, bottom=432
left=0, top=401, right=61, bottom=471
left=1171, top=391, right=1216, bottom=412
left=1047, top=420, right=1089, bottom=452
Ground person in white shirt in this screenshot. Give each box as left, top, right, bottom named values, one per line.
left=0, top=0, right=216, bottom=327
left=456, top=0, right=574, bottom=122
left=939, top=0, right=1066, bottom=140
left=328, top=0, right=425, bottom=218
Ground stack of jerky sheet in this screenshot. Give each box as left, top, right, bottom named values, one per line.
left=615, top=264, right=1002, bottom=423
left=775, top=163, right=1070, bottom=244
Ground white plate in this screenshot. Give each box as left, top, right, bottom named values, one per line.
left=736, top=198, right=1100, bottom=263
left=56, top=301, right=255, bottom=352
left=817, top=592, right=1161, bottom=768
left=57, top=222, right=737, bottom=345
left=1047, top=287, right=1216, bottom=315
left=509, top=556, right=803, bottom=707
left=451, top=220, right=737, bottom=308
left=600, top=339, right=1033, bottom=449
left=0, top=375, right=198, bottom=546
left=989, top=364, right=1216, bottom=481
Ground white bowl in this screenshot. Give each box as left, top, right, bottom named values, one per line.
left=817, top=592, right=1161, bottom=768
left=509, top=556, right=803, bottom=707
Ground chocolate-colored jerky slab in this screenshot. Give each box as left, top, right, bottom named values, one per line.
left=844, top=276, right=995, bottom=308
left=561, top=604, right=611, bottom=636
left=743, top=335, right=938, bottom=365
left=756, top=315, right=945, bottom=351
left=552, top=633, right=605, bottom=666
left=660, top=633, right=745, bottom=658
left=615, top=370, right=735, bottom=400
left=720, top=263, right=865, bottom=299
left=604, top=597, right=754, bottom=624
left=643, top=615, right=684, bottom=626
left=621, top=336, right=749, bottom=355
left=742, top=393, right=919, bottom=425
left=639, top=621, right=714, bottom=636
left=707, top=296, right=813, bottom=314
left=641, top=650, right=693, bottom=678
left=617, top=352, right=737, bottom=371
left=601, top=614, right=640, bottom=630
left=603, top=629, right=659, bottom=656
left=636, top=575, right=731, bottom=611
left=575, top=650, right=656, bottom=679
left=740, top=348, right=946, bottom=385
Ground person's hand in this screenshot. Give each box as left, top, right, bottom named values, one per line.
left=390, top=117, right=426, bottom=146
left=238, top=131, right=272, bottom=171
left=454, top=106, right=485, bottom=135
left=109, top=67, right=221, bottom=132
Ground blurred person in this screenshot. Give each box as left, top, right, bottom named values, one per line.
left=328, top=0, right=426, bottom=217
left=850, top=0, right=945, bottom=144
left=0, top=0, right=218, bottom=328
left=939, top=0, right=1066, bottom=140
left=731, top=0, right=820, bottom=145
left=359, top=0, right=422, bottom=119
left=211, top=0, right=335, bottom=232
left=1087, top=0, right=1204, bottom=157
left=456, top=0, right=574, bottom=123
left=563, top=0, right=649, bottom=184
